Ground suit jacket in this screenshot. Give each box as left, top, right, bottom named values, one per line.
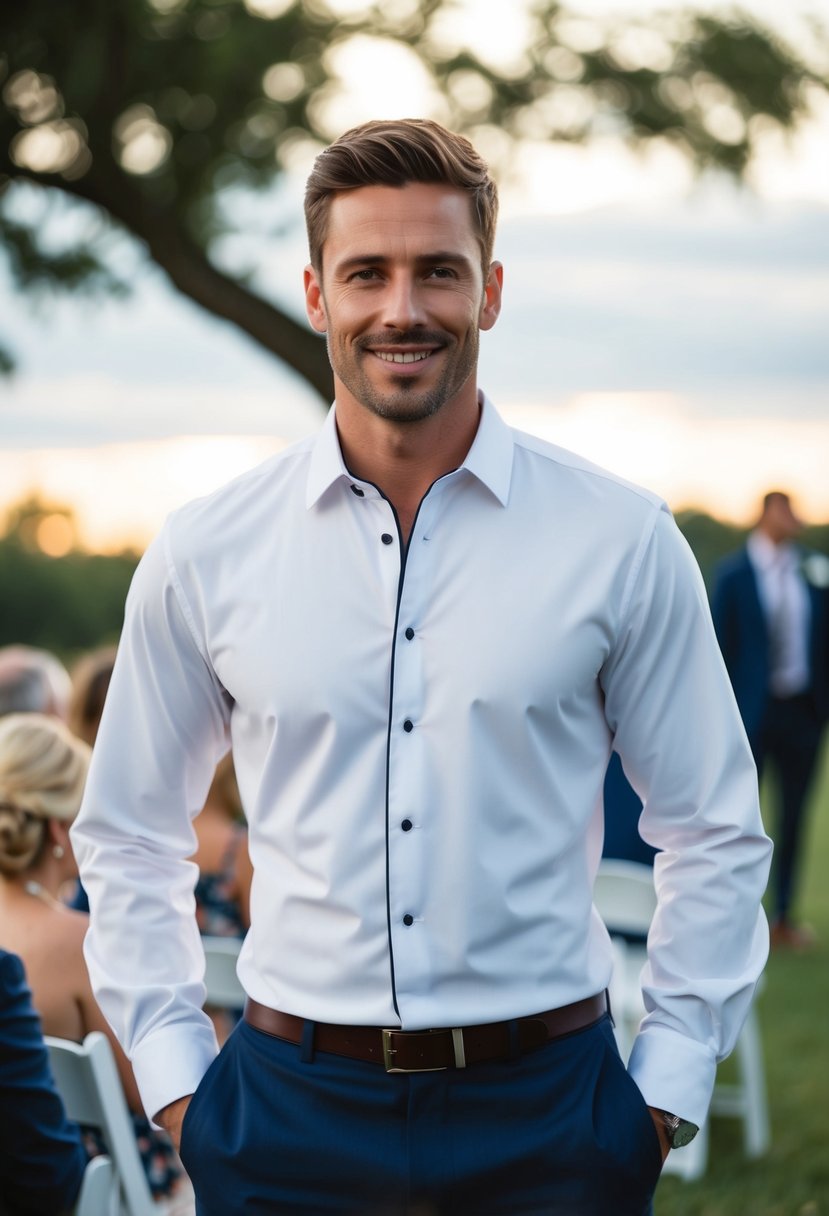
left=0, top=950, right=87, bottom=1216
left=712, top=546, right=829, bottom=743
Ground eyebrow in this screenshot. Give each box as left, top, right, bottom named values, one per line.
left=335, top=252, right=477, bottom=274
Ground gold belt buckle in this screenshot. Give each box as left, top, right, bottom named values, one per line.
left=381, top=1028, right=466, bottom=1072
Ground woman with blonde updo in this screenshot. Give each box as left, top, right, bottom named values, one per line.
left=0, top=713, right=142, bottom=1086
left=0, top=713, right=185, bottom=1201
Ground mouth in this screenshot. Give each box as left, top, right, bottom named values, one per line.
left=373, top=350, right=434, bottom=365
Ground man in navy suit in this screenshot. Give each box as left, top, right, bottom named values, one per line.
left=0, top=949, right=87, bottom=1216
left=712, top=491, right=829, bottom=949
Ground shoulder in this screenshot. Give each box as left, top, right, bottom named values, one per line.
left=511, top=427, right=665, bottom=516
left=507, top=427, right=669, bottom=566
left=166, top=436, right=315, bottom=556
left=713, top=547, right=751, bottom=586
left=126, top=436, right=316, bottom=603
left=37, top=907, right=90, bottom=972
left=801, top=550, right=829, bottom=592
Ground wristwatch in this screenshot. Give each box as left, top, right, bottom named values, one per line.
left=658, top=1109, right=699, bottom=1149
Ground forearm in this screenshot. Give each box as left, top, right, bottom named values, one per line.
left=604, top=509, right=771, bottom=1122
left=70, top=527, right=230, bottom=1116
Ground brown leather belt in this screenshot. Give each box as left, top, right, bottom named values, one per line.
left=243, top=993, right=607, bottom=1073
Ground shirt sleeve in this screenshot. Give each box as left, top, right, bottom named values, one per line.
left=70, top=524, right=232, bottom=1122
left=601, top=504, right=772, bottom=1127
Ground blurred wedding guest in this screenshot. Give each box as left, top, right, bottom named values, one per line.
left=602, top=752, right=658, bottom=869
left=66, top=645, right=117, bottom=913
left=0, top=947, right=88, bottom=1216
left=191, top=754, right=252, bottom=1044
left=0, top=713, right=184, bottom=1202
left=68, top=645, right=117, bottom=747
left=713, top=491, right=829, bottom=950
left=0, top=645, right=72, bottom=720
left=192, top=754, right=252, bottom=942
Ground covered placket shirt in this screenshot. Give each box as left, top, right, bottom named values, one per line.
left=71, top=392, right=772, bottom=1128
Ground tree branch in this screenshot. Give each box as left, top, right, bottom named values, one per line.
left=4, top=163, right=333, bottom=405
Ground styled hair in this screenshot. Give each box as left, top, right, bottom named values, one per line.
left=68, top=644, right=117, bottom=747
left=762, top=490, right=790, bottom=513
left=0, top=645, right=72, bottom=719
left=0, top=713, right=90, bottom=875
left=304, top=119, right=499, bottom=275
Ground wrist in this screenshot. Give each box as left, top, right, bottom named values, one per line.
left=652, top=1107, right=699, bottom=1149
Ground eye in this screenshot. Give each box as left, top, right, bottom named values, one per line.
left=427, top=266, right=456, bottom=279
left=350, top=268, right=381, bottom=282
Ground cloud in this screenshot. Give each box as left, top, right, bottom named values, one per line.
left=479, top=196, right=829, bottom=402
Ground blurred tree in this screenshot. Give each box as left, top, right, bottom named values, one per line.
left=675, top=507, right=747, bottom=587
left=1, top=0, right=826, bottom=399
left=0, top=494, right=826, bottom=652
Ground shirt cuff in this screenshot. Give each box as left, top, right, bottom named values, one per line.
left=131, top=1020, right=219, bottom=1127
left=627, top=1025, right=717, bottom=1128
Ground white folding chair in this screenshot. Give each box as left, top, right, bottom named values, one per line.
left=45, top=1031, right=155, bottom=1216
left=201, top=935, right=245, bottom=1009
left=593, top=858, right=770, bottom=1181
left=75, top=1153, right=115, bottom=1216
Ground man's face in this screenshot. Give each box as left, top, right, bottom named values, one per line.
left=764, top=495, right=803, bottom=544
left=304, top=182, right=502, bottom=424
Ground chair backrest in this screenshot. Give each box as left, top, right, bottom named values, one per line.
left=201, top=935, right=245, bottom=1008
left=75, top=1153, right=114, bottom=1216
left=593, top=859, right=657, bottom=938
left=44, top=1032, right=155, bottom=1216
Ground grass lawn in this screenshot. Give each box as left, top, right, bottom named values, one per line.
left=655, top=739, right=829, bottom=1215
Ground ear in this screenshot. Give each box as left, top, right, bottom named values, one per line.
left=479, top=261, right=503, bottom=332
left=304, top=264, right=328, bottom=334
left=47, top=818, right=74, bottom=865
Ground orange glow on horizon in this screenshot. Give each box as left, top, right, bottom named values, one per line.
left=1, top=398, right=828, bottom=555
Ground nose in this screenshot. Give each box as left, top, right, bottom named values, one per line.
left=381, top=271, right=427, bottom=332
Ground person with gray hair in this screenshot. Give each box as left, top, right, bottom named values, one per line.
left=0, top=645, right=72, bottom=720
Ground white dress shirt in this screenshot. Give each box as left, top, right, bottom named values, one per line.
left=71, top=395, right=771, bottom=1128
left=747, top=529, right=811, bottom=697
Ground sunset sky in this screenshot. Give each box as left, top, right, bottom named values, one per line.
left=2, top=0, right=828, bottom=552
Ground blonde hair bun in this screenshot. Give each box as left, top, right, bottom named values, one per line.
left=0, top=713, right=91, bottom=875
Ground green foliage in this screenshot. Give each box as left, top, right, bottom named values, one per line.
left=0, top=532, right=138, bottom=659
left=0, top=0, right=825, bottom=388
left=0, top=206, right=129, bottom=298
left=674, top=507, right=747, bottom=587
left=2, top=492, right=827, bottom=664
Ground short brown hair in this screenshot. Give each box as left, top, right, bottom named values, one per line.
left=304, top=119, right=499, bottom=275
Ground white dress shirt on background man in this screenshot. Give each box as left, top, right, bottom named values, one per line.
left=746, top=529, right=811, bottom=697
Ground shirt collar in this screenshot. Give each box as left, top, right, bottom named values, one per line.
left=305, top=391, right=514, bottom=510
left=747, top=529, right=797, bottom=572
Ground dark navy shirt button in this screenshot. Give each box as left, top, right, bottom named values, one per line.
left=403, top=914, right=414, bottom=926
left=405, top=627, right=415, bottom=640
left=381, top=533, right=393, bottom=545
left=350, top=484, right=365, bottom=497
left=403, top=719, right=414, bottom=733
left=401, top=819, right=413, bottom=832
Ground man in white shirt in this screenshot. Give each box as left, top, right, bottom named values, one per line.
left=713, top=491, right=829, bottom=951
left=71, top=118, right=772, bottom=1216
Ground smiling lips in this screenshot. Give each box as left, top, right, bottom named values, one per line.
left=373, top=350, right=434, bottom=364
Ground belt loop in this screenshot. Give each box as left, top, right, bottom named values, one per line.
left=507, top=1018, right=521, bottom=1060
left=300, top=1018, right=316, bottom=1064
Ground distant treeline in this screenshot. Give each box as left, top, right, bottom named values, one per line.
left=1, top=504, right=828, bottom=660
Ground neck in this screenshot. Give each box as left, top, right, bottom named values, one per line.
left=24, top=878, right=65, bottom=907
left=335, top=388, right=482, bottom=539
